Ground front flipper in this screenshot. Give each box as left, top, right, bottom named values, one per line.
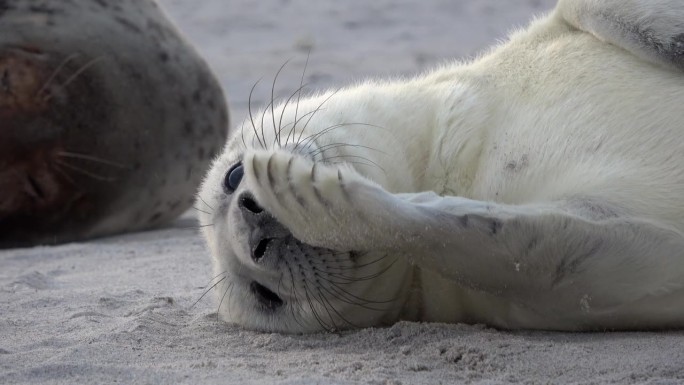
left=243, top=150, right=402, bottom=251
left=557, top=0, right=684, bottom=70
left=244, top=151, right=684, bottom=322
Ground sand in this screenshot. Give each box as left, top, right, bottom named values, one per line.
left=2, top=0, right=684, bottom=384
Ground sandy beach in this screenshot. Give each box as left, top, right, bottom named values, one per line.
left=3, top=0, right=684, bottom=383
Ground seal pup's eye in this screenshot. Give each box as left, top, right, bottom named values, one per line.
left=223, top=162, right=244, bottom=193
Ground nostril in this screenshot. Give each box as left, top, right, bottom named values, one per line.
left=239, top=194, right=263, bottom=214
left=252, top=238, right=272, bottom=262
left=250, top=281, right=284, bottom=310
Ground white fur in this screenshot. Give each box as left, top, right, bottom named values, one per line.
left=198, top=0, right=684, bottom=332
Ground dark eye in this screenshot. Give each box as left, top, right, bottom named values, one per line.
left=224, top=162, right=244, bottom=193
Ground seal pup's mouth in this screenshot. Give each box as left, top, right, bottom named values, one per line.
left=250, top=281, right=284, bottom=310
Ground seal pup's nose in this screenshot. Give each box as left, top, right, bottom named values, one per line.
left=238, top=193, right=263, bottom=215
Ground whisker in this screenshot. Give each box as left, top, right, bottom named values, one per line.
left=294, top=89, right=342, bottom=148
left=304, top=284, right=333, bottom=332
left=287, top=50, right=310, bottom=146
left=283, top=109, right=319, bottom=147
left=198, top=196, right=215, bottom=211
left=309, top=143, right=386, bottom=161
left=298, top=122, right=385, bottom=154
left=314, top=258, right=398, bottom=285
left=58, top=151, right=129, bottom=169
left=284, top=262, right=308, bottom=329
left=318, top=288, right=364, bottom=328
left=277, top=83, right=309, bottom=147
left=322, top=281, right=395, bottom=310
left=180, top=223, right=215, bottom=230
left=345, top=258, right=398, bottom=281
left=259, top=99, right=274, bottom=149
left=216, top=281, right=235, bottom=322
left=52, top=164, right=77, bottom=186
left=329, top=253, right=390, bottom=271
left=248, top=78, right=266, bottom=149
left=271, top=59, right=291, bottom=147
left=34, top=53, right=80, bottom=98
left=322, top=155, right=386, bottom=173
left=55, top=160, right=116, bottom=182
left=329, top=160, right=386, bottom=174
left=191, top=275, right=226, bottom=309
left=304, top=254, right=358, bottom=268
left=314, top=288, right=342, bottom=331
left=240, top=121, right=247, bottom=149
left=207, top=271, right=229, bottom=284
left=45, top=56, right=104, bottom=101
left=193, top=206, right=212, bottom=215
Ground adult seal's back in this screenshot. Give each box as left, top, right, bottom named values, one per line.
left=0, top=0, right=228, bottom=248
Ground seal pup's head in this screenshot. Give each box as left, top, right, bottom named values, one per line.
left=197, top=80, right=413, bottom=333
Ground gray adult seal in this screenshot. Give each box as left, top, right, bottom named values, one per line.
left=0, top=0, right=228, bottom=248
left=199, top=0, right=684, bottom=333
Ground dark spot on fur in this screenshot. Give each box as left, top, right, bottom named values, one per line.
left=93, top=0, right=109, bottom=8
left=122, top=62, right=144, bottom=82
left=0, top=1, right=12, bottom=17
left=489, top=219, right=502, bottom=235
left=178, top=97, right=188, bottom=111
left=526, top=237, right=539, bottom=253
left=566, top=197, right=620, bottom=220
left=158, top=51, right=169, bottom=63
left=192, top=89, right=202, bottom=103
left=601, top=13, right=684, bottom=68
left=671, top=33, right=684, bottom=60
left=505, top=154, right=529, bottom=173
left=337, top=170, right=352, bottom=203
left=28, top=5, right=59, bottom=15
left=148, top=212, right=163, bottom=223
left=146, top=19, right=172, bottom=41
left=459, top=215, right=469, bottom=227
left=593, top=139, right=604, bottom=152
left=552, top=240, right=604, bottom=288
left=201, top=124, right=214, bottom=137
left=115, top=16, right=142, bottom=35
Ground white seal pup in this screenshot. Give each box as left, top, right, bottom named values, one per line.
left=198, top=0, right=684, bottom=332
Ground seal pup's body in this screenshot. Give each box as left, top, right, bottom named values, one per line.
left=199, top=0, right=684, bottom=332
